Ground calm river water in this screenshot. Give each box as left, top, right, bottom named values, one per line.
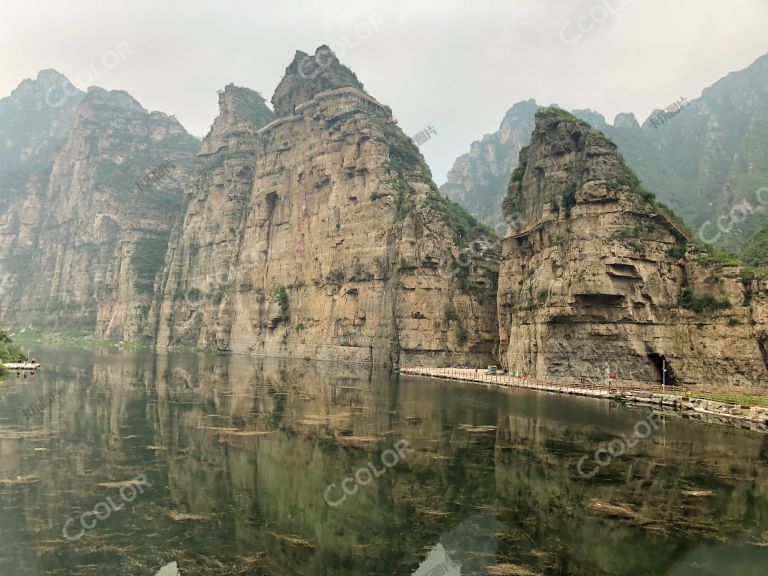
left=0, top=348, right=766, bottom=575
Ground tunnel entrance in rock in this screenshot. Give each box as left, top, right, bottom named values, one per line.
left=647, top=353, right=678, bottom=385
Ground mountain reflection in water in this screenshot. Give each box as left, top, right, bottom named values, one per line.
left=0, top=347, right=766, bottom=575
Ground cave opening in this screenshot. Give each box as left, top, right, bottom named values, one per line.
left=647, top=353, right=678, bottom=385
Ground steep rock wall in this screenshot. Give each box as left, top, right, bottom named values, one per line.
left=153, top=48, right=498, bottom=366
left=498, top=109, right=768, bottom=387
left=0, top=84, right=198, bottom=338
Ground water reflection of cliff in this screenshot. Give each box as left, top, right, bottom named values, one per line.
left=0, top=349, right=766, bottom=575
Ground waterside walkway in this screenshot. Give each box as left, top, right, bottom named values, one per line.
left=400, top=366, right=615, bottom=399
left=2, top=362, right=40, bottom=371
left=400, top=366, right=768, bottom=428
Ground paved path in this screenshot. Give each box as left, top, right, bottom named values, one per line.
left=400, top=366, right=613, bottom=399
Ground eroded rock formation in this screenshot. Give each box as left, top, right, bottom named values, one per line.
left=498, top=108, right=768, bottom=386
left=0, top=77, right=198, bottom=338
left=152, top=47, right=498, bottom=366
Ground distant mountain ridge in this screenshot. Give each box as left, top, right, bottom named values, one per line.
left=0, top=71, right=199, bottom=337
left=442, top=53, right=768, bottom=250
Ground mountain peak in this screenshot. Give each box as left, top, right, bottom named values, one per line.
left=218, top=84, right=274, bottom=127
left=5, top=69, right=83, bottom=111
left=534, top=107, right=590, bottom=132
left=271, top=45, right=365, bottom=116
left=500, top=99, right=539, bottom=131
left=81, top=86, right=146, bottom=113
left=34, top=69, right=71, bottom=84
left=572, top=108, right=608, bottom=127
left=614, top=112, right=639, bottom=128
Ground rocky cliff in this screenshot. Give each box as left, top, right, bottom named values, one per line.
left=444, top=52, right=768, bottom=251
left=0, top=70, right=83, bottom=213
left=0, top=76, right=198, bottom=338
left=152, top=46, right=498, bottom=366
left=441, top=99, right=538, bottom=230
left=498, top=108, right=768, bottom=387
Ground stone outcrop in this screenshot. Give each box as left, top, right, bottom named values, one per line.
left=0, top=77, right=198, bottom=338
left=498, top=108, right=768, bottom=387
left=151, top=47, right=498, bottom=366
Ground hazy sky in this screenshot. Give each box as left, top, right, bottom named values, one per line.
left=1, top=0, right=766, bottom=183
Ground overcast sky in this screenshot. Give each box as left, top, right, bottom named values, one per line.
left=1, top=0, right=766, bottom=183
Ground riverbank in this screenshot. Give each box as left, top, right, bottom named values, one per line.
left=400, top=366, right=768, bottom=429
left=10, top=330, right=148, bottom=351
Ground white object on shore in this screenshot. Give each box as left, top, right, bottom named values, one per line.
left=3, top=362, right=41, bottom=370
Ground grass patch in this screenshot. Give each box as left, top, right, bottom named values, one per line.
left=427, top=191, right=494, bottom=246
left=277, top=286, right=290, bottom=322
left=670, top=390, right=768, bottom=409
left=561, top=183, right=577, bottom=218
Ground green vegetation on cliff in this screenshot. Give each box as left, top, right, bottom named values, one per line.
left=131, top=232, right=172, bottom=293
left=741, top=220, right=768, bottom=267
left=224, top=84, right=275, bottom=127
left=373, top=115, right=493, bottom=247
left=0, top=331, right=26, bottom=362
left=427, top=190, right=493, bottom=246
left=0, top=331, right=27, bottom=376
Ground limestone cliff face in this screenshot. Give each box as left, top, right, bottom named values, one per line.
left=153, top=47, right=498, bottom=366
left=0, top=82, right=198, bottom=338
left=0, top=70, right=84, bottom=213
left=498, top=109, right=768, bottom=387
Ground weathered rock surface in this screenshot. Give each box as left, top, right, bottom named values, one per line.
left=152, top=47, right=498, bottom=366
left=0, top=77, right=198, bottom=338
left=498, top=108, right=768, bottom=387
left=0, top=69, right=84, bottom=213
